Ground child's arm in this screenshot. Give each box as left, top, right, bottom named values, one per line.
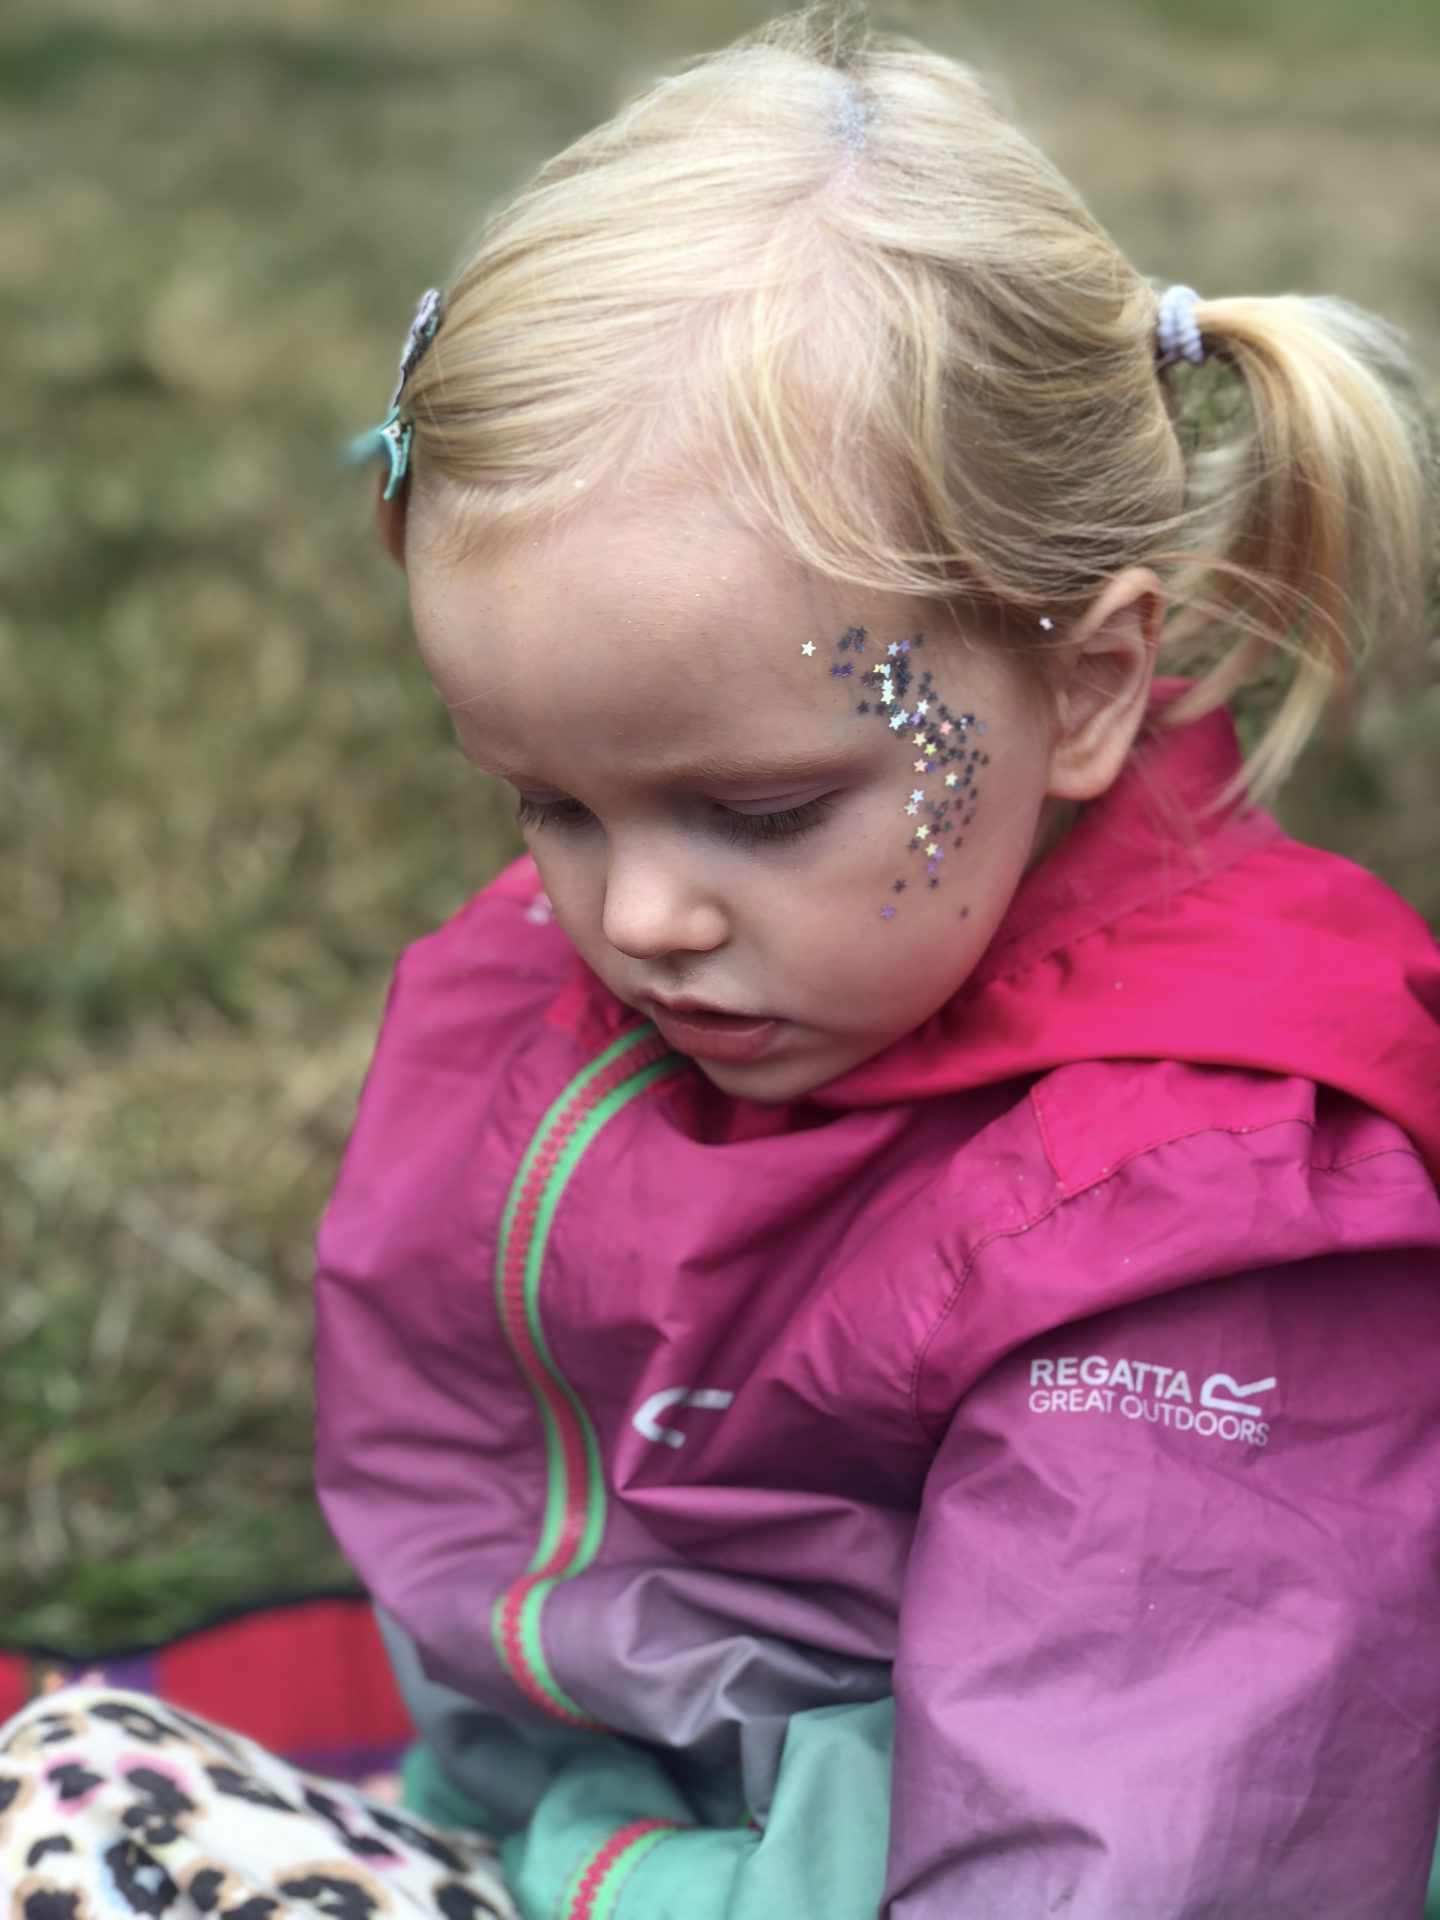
left=381, top=1596, right=898, bottom=1919
left=886, top=1245, right=1440, bottom=1918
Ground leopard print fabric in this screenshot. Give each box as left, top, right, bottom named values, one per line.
left=0, top=1687, right=515, bottom=1919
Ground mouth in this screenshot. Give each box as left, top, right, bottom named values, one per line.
left=644, top=996, right=783, bottom=1064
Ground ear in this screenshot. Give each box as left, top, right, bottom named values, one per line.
left=1045, top=567, right=1163, bottom=802
left=373, top=471, right=409, bottom=569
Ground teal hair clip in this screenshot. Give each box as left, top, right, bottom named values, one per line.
left=345, top=286, right=443, bottom=500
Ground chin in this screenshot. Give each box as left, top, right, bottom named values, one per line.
left=688, top=1047, right=848, bottom=1106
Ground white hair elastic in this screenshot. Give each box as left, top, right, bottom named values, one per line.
left=830, top=80, right=869, bottom=156
left=1155, top=284, right=1206, bottom=370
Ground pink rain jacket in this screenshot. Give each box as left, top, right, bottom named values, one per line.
left=316, top=697, right=1440, bottom=1919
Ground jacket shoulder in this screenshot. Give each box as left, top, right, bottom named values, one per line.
left=914, top=1059, right=1440, bottom=1438
left=1028, top=1055, right=1425, bottom=1196
left=315, top=858, right=578, bottom=1286
left=382, top=855, right=577, bottom=1068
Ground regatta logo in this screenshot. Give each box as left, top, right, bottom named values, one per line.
left=1027, top=1355, right=1276, bottom=1447
left=633, top=1387, right=734, bottom=1450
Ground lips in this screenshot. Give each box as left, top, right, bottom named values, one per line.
left=645, top=999, right=782, bottom=1064
left=649, top=996, right=762, bottom=1022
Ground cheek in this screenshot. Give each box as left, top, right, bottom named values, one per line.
left=795, top=785, right=1035, bottom=1025
left=523, top=835, right=603, bottom=937
left=816, top=629, right=1001, bottom=926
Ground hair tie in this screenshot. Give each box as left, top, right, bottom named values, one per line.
left=345, top=286, right=444, bottom=499
left=1155, top=284, right=1206, bottom=371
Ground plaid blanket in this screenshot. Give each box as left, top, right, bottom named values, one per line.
left=0, top=1592, right=412, bottom=1785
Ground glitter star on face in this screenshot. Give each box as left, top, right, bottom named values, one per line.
left=881, top=905, right=896, bottom=920
left=801, top=641, right=816, bottom=656
left=828, top=624, right=990, bottom=919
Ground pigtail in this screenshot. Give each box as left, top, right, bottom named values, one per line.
left=1159, top=293, right=1434, bottom=803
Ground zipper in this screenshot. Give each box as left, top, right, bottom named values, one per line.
left=491, top=1022, right=683, bottom=1725
left=565, top=1818, right=683, bottom=1920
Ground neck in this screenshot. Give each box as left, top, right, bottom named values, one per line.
left=1026, top=795, right=1083, bottom=874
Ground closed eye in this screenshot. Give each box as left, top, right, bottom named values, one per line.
left=514, top=796, right=591, bottom=830
left=513, top=794, right=836, bottom=845
left=721, top=796, right=835, bottom=844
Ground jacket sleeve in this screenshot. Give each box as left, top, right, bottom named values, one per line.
left=885, top=1248, right=1440, bottom=1919
left=388, top=1594, right=897, bottom=1920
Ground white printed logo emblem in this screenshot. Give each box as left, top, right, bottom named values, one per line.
left=633, top=1387, right=734, bottom=1450
left=1027, top=1355, right=1276, bottom=1447
left=1199, top=1372, right=1277, bottom=1417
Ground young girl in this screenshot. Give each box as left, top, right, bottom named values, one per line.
left=7, top=11, right=1440, bottom=1918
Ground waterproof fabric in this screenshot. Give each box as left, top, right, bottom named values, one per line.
left=315, top=695, right=1440, bottom=1919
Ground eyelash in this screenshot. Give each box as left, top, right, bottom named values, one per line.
left=514, top=795, right=835, bottom=846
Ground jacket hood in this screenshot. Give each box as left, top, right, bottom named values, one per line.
left=811, top=684, right=1440, bottom=1179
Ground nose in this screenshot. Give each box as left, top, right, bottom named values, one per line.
left=601, top=838, right=728, bottom=960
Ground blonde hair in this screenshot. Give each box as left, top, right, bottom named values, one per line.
left=401, top=8, right=1433, bottom=803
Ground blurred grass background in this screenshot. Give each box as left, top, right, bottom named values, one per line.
left=4, top=0, right=1438, bottom=1655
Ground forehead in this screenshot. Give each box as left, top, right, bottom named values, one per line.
left=405, top=490, right=876, bottom=775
